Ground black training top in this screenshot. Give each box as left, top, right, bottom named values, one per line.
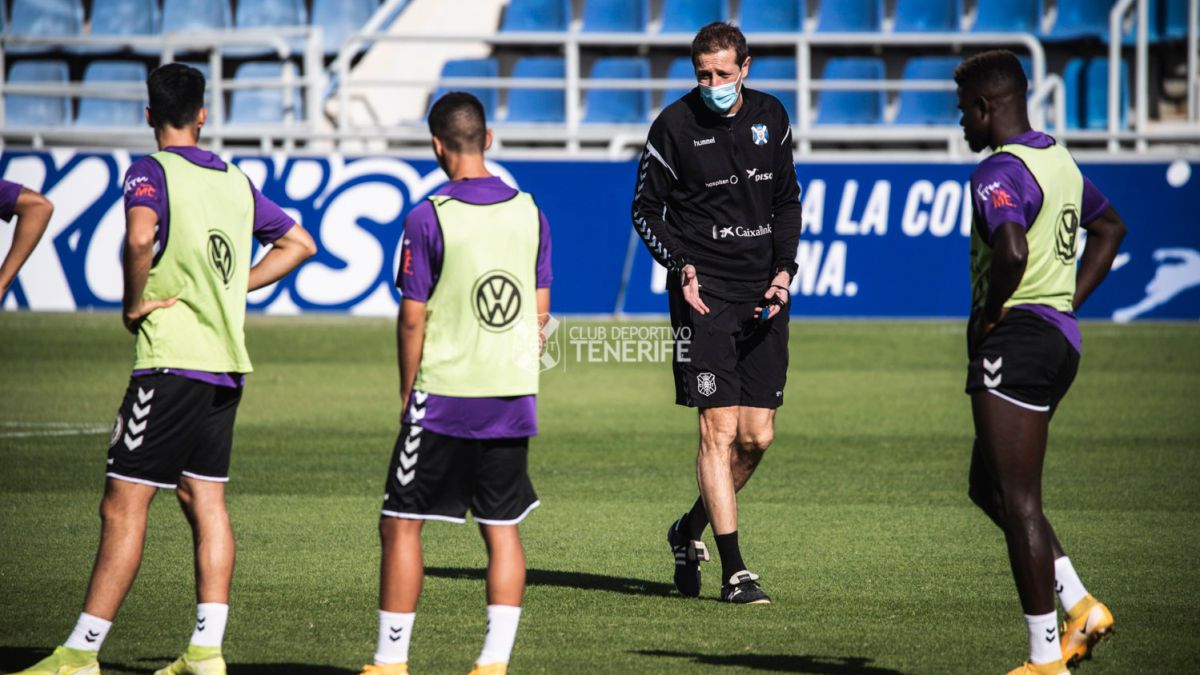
left=632, top=87, right=802, bottom=300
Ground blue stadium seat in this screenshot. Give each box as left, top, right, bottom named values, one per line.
left=1156, top=0, right=1189, bottom=41
left=432, top=58, right=499, bottom=121
left=582, top=0, right=648, bottom=32
left=232, top=0, right=307, bottom=56
left=79, top=0, right=160, bottom=52
left=501, top=0, right=570, bottom=31
left=815, top=57, right=884, bottom=125
left=8, top=0, right=83, bottom=53
left=815, top=0, right=882, bottom=31
left=1044, top=0, right=1114, bottom=40
left=664, top=57, right=696, bottom=106
left=972, top=0, right=1041, bottom=32
left=5, top=60, right=72, bottom=126
left=752, top=56, right=798, bottom=121
left=1064, top=57, right=1128, bottom=130
left=894, top=0, right=961, bottom=32
left=229, top=62, right=303, bottom=125
left=312, top=0, right=379, bottom=55
left=162, top=0, right=230, bottom=33
left=737, top=0, right=802, bottom=33
left=76, top=61, right=147, bottom=127
left=894, top=57, right=960, bottom=125
left=661, top=0, right=726, bottom=33
left=506, top=57, right=565, bottom=123
left=583, top=57, right=650, bottom=123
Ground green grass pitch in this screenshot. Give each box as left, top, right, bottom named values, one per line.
left=1, top=313, right=1197, bottom=674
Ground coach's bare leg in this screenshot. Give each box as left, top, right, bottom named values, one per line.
left=81, top=479, right=158, bottom=619
left=732, top=407, right=776, bottom=490
left=480, top=524, right=526, bottom=606
left=380, top=517, right=425, bottom=612
left=697, top=406, right=741, bottom=535
left=177, top=476, right=235, bottom=603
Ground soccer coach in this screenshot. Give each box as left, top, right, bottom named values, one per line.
left=632, top=21, right=802, bottom=604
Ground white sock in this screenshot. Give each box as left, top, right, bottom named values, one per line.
left=1054, top=556, right=1089, bottom=614
left=477, top=605, right=522, bottom=666
left=374, top=610, right=415, bottom=665
left=64, top=613, right=112, bottom=652
left=189, top=602, right=229, bottom=649
left=1025, top=611, right=1061, bottom=665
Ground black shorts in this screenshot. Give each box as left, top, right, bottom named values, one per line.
left=668, top=278, right=789, bottom=409
left=381, top=423, right=539, bottom=525
left=106, top=373, right=242, bottom=489
left=965, top=309, right=1079, bottom=414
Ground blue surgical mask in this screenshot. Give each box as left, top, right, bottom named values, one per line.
left=699, top=75, right=742, bottom=113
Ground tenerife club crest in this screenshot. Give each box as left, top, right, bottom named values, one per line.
left=473, top=270, right=523, bottom=331
left=750, top=123, right=769, bottom=145
left=697, top=371, right=717, bottom=396
left=208, top=230, right=235, bottom=286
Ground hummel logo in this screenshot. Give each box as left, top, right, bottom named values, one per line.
left=1056, top=582, right=1064, bottom=594
left=1045, top=627, right=1057, bottom=642
left=983, top=356, right=1002, bottom=373
left=983, top=356, right=1002, bottom=388
left=85, top=629, right=99, bottom=643
left=137, top=387, right=154, bottom=403
left=389, top=626, right=403, bottom=642
left=197, top=617, right=207, bottom=632
left=124, top=433, right=144, bottom=450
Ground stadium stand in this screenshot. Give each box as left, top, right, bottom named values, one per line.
left=583, top=57, right=650, bottom=123
left=581, top=0, right=649, bottom=33
left=664, top=57, right=697, bottom=107
left=78, top=0, right=160, bottom=54
left=506, top=56, right=566, bottom=123
left=814, top=0, right=882, bottom=32
left=971, top=0, right=1042, bottom=33
left=737, top=0, right=802, bottom=33
left=432, top=58, right=499, bottom=121
left=229, top=62, right=301, bottom=125
left=161, top=0, right=230, bottom=33
left=5, top=61, right=72, bottom=127
left=1044, top=0, right=1116, bottom=40
left=500, top=0, right=570, bottom=31
left=8, top=0, right=84, bottom=54
left=751, top=57, right=799, bottom=122
left=894, top=56, right=961, bottom=125
left=76, top=62, right=147, bottom=127
left=894, top=0, right=962, bottom=32
left=814, top=57, right=885, bottom=125
left=312, top=0, right=380, bottom=55
left=660, top=0, right=727, bottom=33
left=1064, top=57, right=1130, bottom=130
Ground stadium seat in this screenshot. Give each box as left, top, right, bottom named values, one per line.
left=312, top=0, right=379, bottom=55
left=506, top=57, right=565, bottom=123
left=432, top=58, right=499, bottom=121
left=664, top=57, right=696, bottom=106
left=5, top=60, right=72, bottom=126
left=79, top=0, right=160, bottom=53
left=1156, top=0, right=1189, bottom=41
left=583, top=57, right=650, bottom=123
left=581, top=0, right=649, bottom=32
left=1063, top=57, right=1128, bottom=130
left=972, top=0, right=1041, bottom=32
left=8, top=0, right=84, bottom=53
left=660, top=0, right=726, bottom=33
left=752, top=56, right=798, bottom=122
left=737, top=0, right=802, bottom=33
left=500, top=0, right=570, bottom=31
left=1044, top=0, right=1115, bottom=40
left=229, top=62, right=303, bottom=125
left=814, top=57, right=884, bottom=125
left=161, top=0, right=231, bottom=33
left=232, top=0, right=307, bottom=56
left=815, top=0, right=881, bottom=31
left=894, top=57, right=960, bottom=125
left=76, top=61, right=147, bottom=127
left=893, top=0, right=961, bottom=32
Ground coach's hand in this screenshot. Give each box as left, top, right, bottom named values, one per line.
left=680, top=264, right=710, bottom=315
left=123, top=297, right=177, bottom=334
left=756, top=271, right=791, bottom=320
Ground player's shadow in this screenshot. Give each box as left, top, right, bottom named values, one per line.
left=634, top=649, right=907, bottom=674
left=0, top=648, right=355, bottom=675
left=427, top=566, right=675, bottom=596
left=0, top=645, right=52, bottom=672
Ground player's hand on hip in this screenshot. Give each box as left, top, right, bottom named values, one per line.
left=680, top=264, right=710, bottom=315
left=123, top=297, right=177, bottom=334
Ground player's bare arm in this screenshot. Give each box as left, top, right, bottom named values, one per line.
left=974, top=221, right=1028, bottom=346
left=0, top=187, right=53, bottom=298
left=536, top=287, right=551, bottom=353
left=1074, top=206, right=1127, bottom=312
left=247, top=222, right=317, bottom=292
left=396, top=298, right=425, bottom=415
left=122, top=204, right=176, bottom=333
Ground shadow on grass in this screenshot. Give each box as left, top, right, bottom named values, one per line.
left=427, top=566, right=675, bottom=596
left=0, top=648, right=355, bottom=675
left=634, top=649, right=908, bottom=674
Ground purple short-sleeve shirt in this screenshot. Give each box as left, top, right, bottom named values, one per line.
left=124, top=146, right=296, bottom=387
left=397, top=176, right=553, bottom=440
left=0, top=179, right=23, bottom=222
left=971, top=131, right=1111, bottom=352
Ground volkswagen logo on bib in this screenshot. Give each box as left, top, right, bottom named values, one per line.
left=208, top=230, right=235, bottom=286
left=473, top=271, right=523, bottom=331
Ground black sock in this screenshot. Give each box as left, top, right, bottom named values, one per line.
left=714, top=531, right=746, bottom=582
left=684, top=498, right=708, bottom=539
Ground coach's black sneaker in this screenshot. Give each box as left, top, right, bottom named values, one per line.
left=721, top=570, right=771, bottom=605
left=667, top=519, right=709, bottom=597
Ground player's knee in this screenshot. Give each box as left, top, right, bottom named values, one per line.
left=998, top=490, right=1041, bottom=526
left=737, top=429, right=773, bottom=454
